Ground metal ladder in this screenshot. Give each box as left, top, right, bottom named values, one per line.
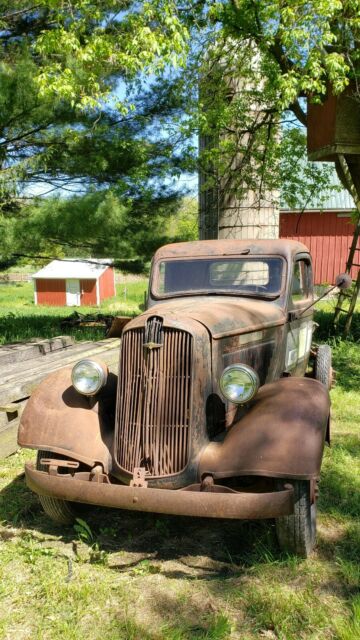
left=333, top=155, right=360, bottom=334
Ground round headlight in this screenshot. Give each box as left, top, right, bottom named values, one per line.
left=71, top=359, right=108, bottom=396
left=220, top=364, right=259, bottom=404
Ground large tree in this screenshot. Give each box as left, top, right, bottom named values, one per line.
left=146, top=0, right=360, bottom=215
left=0, top=1, right=193, bottom=264
left=3, top=1, right=358, bottom=263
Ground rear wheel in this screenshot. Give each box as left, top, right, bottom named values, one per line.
left=314, top=344, right=332, bottom=389
left=276, top=480, right=316, bottom=558
left=36, top=450, right=79, bottom=525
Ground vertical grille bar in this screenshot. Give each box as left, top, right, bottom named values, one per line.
left=116, top=322, right=192, bottom=476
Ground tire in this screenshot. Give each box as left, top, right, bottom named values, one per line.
left=36, top=450, right=79, bottom=525
left=275, top=480, right=316, bottom=558
left=314, top=344, right=332, bottom=389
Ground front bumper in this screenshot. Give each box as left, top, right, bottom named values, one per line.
left=25, top=464, right=294, bottom=520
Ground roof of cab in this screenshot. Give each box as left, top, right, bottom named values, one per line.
left=154, top=239, right=310, bottom=261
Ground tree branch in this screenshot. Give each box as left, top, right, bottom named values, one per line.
left=288, top=100, right=307, bottom=126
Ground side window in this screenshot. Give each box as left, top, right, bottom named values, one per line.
left=291, top=260, right=312, bottom=302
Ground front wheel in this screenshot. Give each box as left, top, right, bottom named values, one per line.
left=275, top=480, right=316, bottom=557
left=314, top=344, right=332, bottom=389
left=36, top=450, right=79, bottom=525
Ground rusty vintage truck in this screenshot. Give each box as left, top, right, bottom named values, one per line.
left=19, top=239, right=342, bottom=557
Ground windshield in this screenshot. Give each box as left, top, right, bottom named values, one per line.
left=153, top=257, right=285, bottom=298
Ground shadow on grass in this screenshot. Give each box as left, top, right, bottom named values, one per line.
left=0, top=465, right=358, bottom=573
left=314, top=307, right=360, bottom=344
left=1, top=470, right=359, bottom=640
left=0, top=471, right=283, bottom=574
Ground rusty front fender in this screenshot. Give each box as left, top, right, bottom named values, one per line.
left=199, top=377, right=330, bottom=481
left=18, top=368, right=116, bottom=472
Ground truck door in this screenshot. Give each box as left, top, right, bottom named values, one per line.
left=285, top=255, right=314, bottom=377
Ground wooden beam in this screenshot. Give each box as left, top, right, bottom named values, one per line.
left=0, top=420, right=20, bottom=459
left=0, top=339, right=120, bottom=391
left=0, top=336, right=74, bottom=366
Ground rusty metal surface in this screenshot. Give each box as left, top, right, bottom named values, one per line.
left=130, top=297, right=286, bottom=340
left=213, top=326, right=286, bottom=427
left=116, top=319, right=192, bottom=476
left=18, top=367, right=115, bottom=472
left=153, top=239, right=310, bottom=261
left=200, top=377, right=330, bottom=480
left=25, top=463, right=294, bottom=519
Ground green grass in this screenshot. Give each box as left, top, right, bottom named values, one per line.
left=0, top=299, right=359, bottom=639
left=0, top=279, right=148, bottom=344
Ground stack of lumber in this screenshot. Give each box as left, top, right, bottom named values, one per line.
left=0, top=336, right=120, bottom=459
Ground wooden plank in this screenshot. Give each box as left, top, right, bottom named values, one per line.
left=0, top=338, right=120, bottom=386
left=0, top=357, right=119, bottom=406
left=0, top=335, right=74, bottom=366
left=0, top=420, right=20, bottom=459
left=0, top=343, right=119, bottom=384
left=0, top=344, right=120, bottom=405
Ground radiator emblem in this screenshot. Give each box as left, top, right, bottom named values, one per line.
left=143, top=341, right=163, bottom=350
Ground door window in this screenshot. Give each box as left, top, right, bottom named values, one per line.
left=291, top=260, right=312, bottom=302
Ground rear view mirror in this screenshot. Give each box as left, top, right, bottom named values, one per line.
left=335, top=273, right=352, bottom=290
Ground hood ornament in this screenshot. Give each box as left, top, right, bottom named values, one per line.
left=144, top=316, right=163, bottom=350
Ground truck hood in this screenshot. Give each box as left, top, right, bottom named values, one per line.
left=139, top=296, right=286, bottom=339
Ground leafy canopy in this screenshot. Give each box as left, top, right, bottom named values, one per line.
left=2, top=0, right=358, bottom=264
left=156, top=0, right=360, bottom=225
left=1, top=1, right=188, bottom=110
left=0, top=2, right=194, bottom=265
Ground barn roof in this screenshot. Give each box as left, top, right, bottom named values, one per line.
left=281, top=165, right=355, bottom=212
left=33, top=259, right=112, bottom=280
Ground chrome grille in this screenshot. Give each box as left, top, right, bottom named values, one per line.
left=115, top=318, right=193, bottom=476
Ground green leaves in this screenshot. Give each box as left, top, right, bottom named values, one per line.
left=25, top=1, right=189, bottom=110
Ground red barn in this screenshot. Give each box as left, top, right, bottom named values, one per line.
left=33, top=259, right=115, bottom=306
left=280, top=177, right=358, bottom=285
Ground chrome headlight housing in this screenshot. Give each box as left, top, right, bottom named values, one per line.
left=220, top=364, right=260, bottom=404
left=71, top=359, right=108, bottom=396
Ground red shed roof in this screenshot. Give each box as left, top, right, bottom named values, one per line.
left=33, top=259, right=112, bottom=280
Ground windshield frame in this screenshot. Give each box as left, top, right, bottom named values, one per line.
left=150, top=255, right=287, bottom=301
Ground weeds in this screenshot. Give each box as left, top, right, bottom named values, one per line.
left=74, top=518, right=108, bottom=565
left=335, top=595, right=360, bottom=640
left=18, top=534, right=56, bottom=564
left=131, top=560, right=160, bottom=576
